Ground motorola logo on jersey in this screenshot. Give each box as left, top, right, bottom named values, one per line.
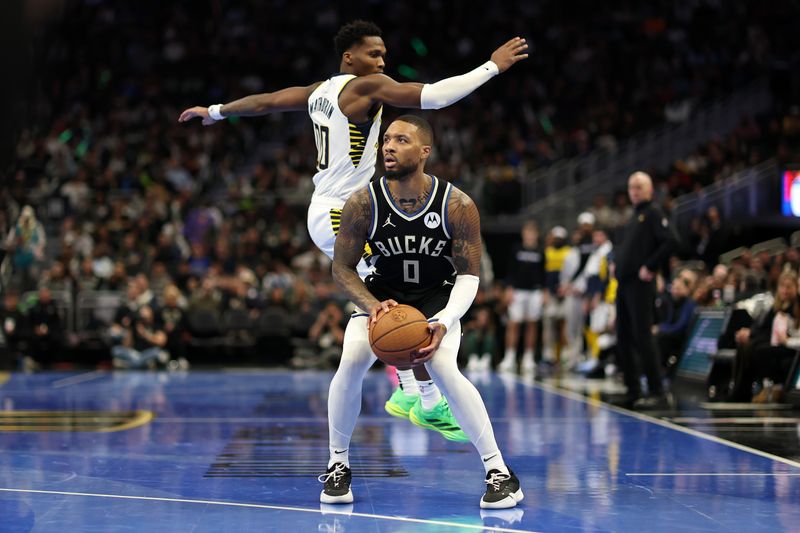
left=372, top=235, right=447, bottom=257
left=424, top=213, right=441, bottom=229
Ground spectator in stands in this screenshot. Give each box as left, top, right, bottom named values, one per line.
left=149, top=261, right=173, bottom=304
left=103, top=261, right=128, bottom=291
left=188, top=277, right=222, bottom=315
left=609, top=191, right=633, bottom=229
left=28, top=287, right=63, bottom=369
left=588, top=194, right=614, bottom=229
left=729, top=271, right=800, bottom=403
left=158, top=284, right=189, bottom=367
left=76, top=257, right=101, bottom=292
left=654, top=268, right=699, bottom=377
left=111, top=305, right=170, bottom=369
left=1, top=290, right=28, bottom=369
left=40, top=260, right=74, bottom=294
left=308, top=300, right=346, bottom=365
left=696, top=206, right=726, bottom=267
left=109, top=279, right=143, bottom=345
left=6, top=206, right=45, bottom=291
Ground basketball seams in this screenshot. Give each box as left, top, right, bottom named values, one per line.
left=370, top=320, right=429, bottom=346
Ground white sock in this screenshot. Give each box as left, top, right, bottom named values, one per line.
left=328, top=447, right=349, bottom=468
left=503, top=348, right=515, bottom=363
left=396, top=369, right=419, bottom=396
left=418, top=379, right=442, bottom=410
left=480, top=451, right=508, bottom=474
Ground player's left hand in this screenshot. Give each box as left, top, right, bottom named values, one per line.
left=491, top=37, right=529, bottom=73
left=411, top=322, right=447, bottom=365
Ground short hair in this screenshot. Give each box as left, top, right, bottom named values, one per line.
left=334, top=20, right=382, bottom=58
left=394, top=115, right=433, bottom=145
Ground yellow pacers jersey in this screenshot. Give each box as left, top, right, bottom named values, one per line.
left=308, top=74, right=383, bottom=201
left=545, top=244, right=571, bottom=273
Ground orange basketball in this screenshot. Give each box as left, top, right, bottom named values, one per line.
left=369, top=304, right=432, bottom=369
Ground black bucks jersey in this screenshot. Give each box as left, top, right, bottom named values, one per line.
left=365, top=175, right=456, bottom=317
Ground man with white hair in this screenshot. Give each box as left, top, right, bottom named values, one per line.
left=613, top=172, right=678, bottom=409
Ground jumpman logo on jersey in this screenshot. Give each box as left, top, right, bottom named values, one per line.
left=383, top=214, right=396, bottom=228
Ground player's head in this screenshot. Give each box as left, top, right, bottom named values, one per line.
left=334, top=20, right=385, bottom=76
left=671, top=268, right=697, bottom=299
left=627, top=171, right=653, bottom=205
left=521, top=220, right=539, bottom=245
left=382, top=115, right=433, bottom=181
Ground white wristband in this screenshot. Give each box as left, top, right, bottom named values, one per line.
left=208, top=104, right=226, bottom=121
left=420, top=61, right=499, bottom=110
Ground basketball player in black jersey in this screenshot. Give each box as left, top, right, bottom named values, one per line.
left=319, top=116, right=522, bottom=509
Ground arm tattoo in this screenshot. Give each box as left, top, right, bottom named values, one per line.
left=447, top=187, right=482, bottom=276
left=332, top=189, right=380, bottom=310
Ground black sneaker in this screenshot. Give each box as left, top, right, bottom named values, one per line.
left=318, top=463, right=353, bottom=504
left=480, top=468, right=524, bottom=509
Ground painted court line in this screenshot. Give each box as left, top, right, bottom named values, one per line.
left=52, top=371, right=107, bottom=389
left=529, top=379, right=800, bottom=470
left=626, top=473, right=800, bottom=477
left=0, top=488, right=538, bottom=533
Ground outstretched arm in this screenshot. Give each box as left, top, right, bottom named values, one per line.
left=178, top=84, right=319, bottom=126
left=332, top=189, right=397, bottom=326
left=415, top=187, right=482, bottom=361
left=346, top=37, right=528, bottom=111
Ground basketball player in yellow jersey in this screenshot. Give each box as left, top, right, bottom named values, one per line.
left=179, top=21, right=528, bottom=439
left=320, top=115, right=522, bottom=508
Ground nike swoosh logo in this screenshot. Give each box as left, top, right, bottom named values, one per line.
left=483, top=454, right=498, bottom=462
left=334, top=449, right=348, bottom=454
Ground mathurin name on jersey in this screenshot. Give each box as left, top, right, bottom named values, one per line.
left=372, top=235, right=447, bottom=258
left=309, top=97, right=335, bottom=119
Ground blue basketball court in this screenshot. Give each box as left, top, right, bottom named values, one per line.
left=0, top=369, right=798, bottom=532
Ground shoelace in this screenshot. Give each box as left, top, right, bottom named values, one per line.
left=485, top=471, right=511, bottom=491
left=318, top=463, right=347, bottom=485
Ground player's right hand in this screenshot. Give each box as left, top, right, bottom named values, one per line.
left=367, top=299, right=398, bottom=331
left=491, top=37, right=529, bottom=73
left=178, top=106, right=218, bottom=126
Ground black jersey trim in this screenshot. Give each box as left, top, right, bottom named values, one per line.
left=379, top=175, right=438, bottom=221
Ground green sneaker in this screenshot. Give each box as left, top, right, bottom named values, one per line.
left=384, top=388, right=418, bottom=419
left=409, top=397, right=470, bottom=442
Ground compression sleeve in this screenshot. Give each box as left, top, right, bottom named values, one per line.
left=436, top=274, right=480, bottom=332
left=420, top=61, right=499, bottom=110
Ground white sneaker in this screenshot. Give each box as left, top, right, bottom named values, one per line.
left=479, top=354, right=493, bottom=372
left=467, top=354, right=481, bottom=372
left=521, top=357, right=535, bottom=374
left=497, top=357, right=516, bottom=374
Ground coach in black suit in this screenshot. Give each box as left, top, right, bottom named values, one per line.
left=614, top=172, right=678, bottom=409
